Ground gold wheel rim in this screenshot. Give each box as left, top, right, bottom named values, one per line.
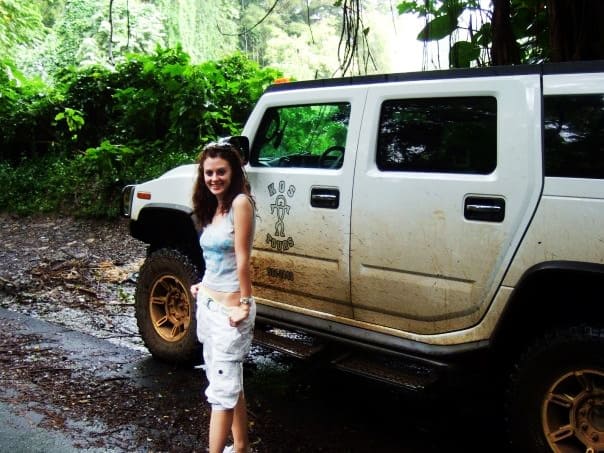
left=148, top=275, right=191, bottom=342
left=542, top=369, right=604, bottom=453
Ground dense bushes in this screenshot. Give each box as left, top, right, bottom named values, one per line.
left=0, top=49, right=282, bottom=217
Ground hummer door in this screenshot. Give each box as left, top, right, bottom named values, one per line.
left=350, top=73, right=543, bottom=335
left=244, top=86, right=365, bottom=319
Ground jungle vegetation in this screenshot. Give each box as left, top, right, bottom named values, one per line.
left=0, top=0, right=602, bottom=217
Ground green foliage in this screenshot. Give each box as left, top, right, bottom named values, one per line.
left=51, top=0, right=102, bottom=74
left=239, top=0, right=345, bottom=78
left=0, top=155, right=71, bottom=214
left=13, top=0, right=405, bottom=82
left=0, top=60, right=63, bottom=161
left=69, top=140, right=137, bottom=217
left=510, top=1, right=549, bottom=64
left=417, top=0, right=464, bottom=41
left=398, top=0, right=487, bottom=67
left=160, top=0, right=238, bottom=63
left=199, top=54, right=282, bottom=133
left=18, top=0, right=169, bottom=79
left=450, top=41, right=480, bottom=68
left=397, top=0, right=561, bottom=67
left=417, top=15, right=459, bottom=42
left=0, top=48, right=282, bottom=218
left=109, top=48, right=280, bottom=152
left=54, top=108, right=85, bottom=140
left=0, top=1, right=46, bottom=59
left=255, top=103, right=349, bottom=161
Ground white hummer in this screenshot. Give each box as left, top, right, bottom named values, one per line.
left=122, top=61, right=604, bottom=452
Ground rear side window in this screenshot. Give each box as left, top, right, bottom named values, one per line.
left=377, top=97, right=497, bottom=174
left=544, top=94, right=604, bottom=179
left=250, top=103, right=350, bottom=169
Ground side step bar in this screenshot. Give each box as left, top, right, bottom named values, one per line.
left=331, top=352, right=441, bottom=391
left=254, top=325, right=445, bottom=391
left=253, top=327, right=325, bottom=359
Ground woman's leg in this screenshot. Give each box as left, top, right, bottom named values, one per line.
left=209, top=407, right=234, bottom=453
left=231, top=392, right=249, bottom=452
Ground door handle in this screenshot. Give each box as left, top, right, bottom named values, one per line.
left=464, top=196, right=505, bottom=222
left=311, top=187, right=339, bottom=209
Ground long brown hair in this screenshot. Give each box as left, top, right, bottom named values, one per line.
left=192, top=142, right=251, bottom=228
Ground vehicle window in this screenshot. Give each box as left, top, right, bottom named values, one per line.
left=250, top=103, right=350, bottom=169
left=544, top=94, right=604, bottom=179
left=376, top=97, right=497, bottom=174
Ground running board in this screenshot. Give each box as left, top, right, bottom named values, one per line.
left=253, top=327, right=325, bottom=359
left=331, top=353, right=441, bottom=391
left=253, top=325, right=445, bottom=391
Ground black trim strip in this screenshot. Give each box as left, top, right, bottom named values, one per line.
left=266, top=64, right=542, bottom=93
left=516, top=260, right=604, bottom=285
left=266, top=61, right=604, bottom=94
left=542, top=60, right=604, bottom=75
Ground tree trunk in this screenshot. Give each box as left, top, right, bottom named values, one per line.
left=491, top=0, right=520, bottom=65
left=547, top=0, right=604, bottom=62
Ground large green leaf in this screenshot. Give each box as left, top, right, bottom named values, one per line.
left=417, top=15, right=458, bottom=41
left=473, top=22, right=492, bottom=48
left=511, top=6, right=534, bottom=40
left=397, top=1, right=420, bottom=15
left=449, top=40, right=480, bottom=68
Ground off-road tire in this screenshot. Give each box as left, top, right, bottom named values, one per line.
left=135, top=247, right=202, bottom=364
left=506, top=325, right=604, bottom=452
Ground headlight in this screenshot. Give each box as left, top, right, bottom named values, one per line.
left=121, top=185, right=135, bottom=217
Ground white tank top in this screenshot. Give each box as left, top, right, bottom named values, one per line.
left=199, top=195, right=254, bottom=292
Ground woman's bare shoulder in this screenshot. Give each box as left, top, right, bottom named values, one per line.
left=232, top=193, right=254, bottom=209
left=232, top=194, right=254, bottom=218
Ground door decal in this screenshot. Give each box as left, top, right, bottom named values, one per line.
left=266, top=180, right=296, bottom=252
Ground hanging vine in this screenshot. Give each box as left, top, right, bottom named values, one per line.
left=108, top=0, right=114, bottom=63
left=336, top=0, right=376, bottom=76
left=126, top=0, right=130, bottom=50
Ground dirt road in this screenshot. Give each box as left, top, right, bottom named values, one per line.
left=0, top=213, right=504, bottom=452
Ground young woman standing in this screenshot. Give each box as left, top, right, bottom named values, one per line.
left=190, top=141, right=256, bottom=453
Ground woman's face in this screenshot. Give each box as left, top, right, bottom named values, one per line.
left=203, top=156, right=232, bottom=199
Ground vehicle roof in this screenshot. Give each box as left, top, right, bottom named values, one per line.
left=265, top=60, right=604, bottom=93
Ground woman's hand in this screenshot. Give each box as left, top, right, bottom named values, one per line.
left=228, top=304, right=250, bottom=327
left=190, top=283, right=201, bottom=297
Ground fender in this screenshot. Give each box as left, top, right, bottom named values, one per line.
left=492, top=260, right=604, bottom=348
left=130, top=205, right=201, bottom=261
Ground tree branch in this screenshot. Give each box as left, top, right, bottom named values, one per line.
left=219, top=0, right=282, bottom=37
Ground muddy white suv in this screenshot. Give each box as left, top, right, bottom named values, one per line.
left=122, top=61, right=604, bottom=451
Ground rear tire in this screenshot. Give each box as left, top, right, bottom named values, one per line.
left=506, top=325, right=604, bottom=452
left=135, top=248, right=202, bottom=364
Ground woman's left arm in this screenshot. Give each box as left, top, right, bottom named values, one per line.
left=232, top=195, right=254, bottom=325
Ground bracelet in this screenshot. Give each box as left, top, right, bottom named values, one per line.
left=239, top=296, right=254, bottom=306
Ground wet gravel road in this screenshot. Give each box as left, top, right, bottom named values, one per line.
left=0, top=214, right=505, bottom=452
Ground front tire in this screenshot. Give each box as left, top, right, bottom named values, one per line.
left=135, top=248, right=202, bottom=364
left=506, top=325, right=604, bottom=452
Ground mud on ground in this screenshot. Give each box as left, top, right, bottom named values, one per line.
left=0, top=213, right=501, bottom=453
left=0, top=212, right=147, bottom=351
left=0, top=213, right=371, bottom=452
left=0, top=214, right=258, bottom=452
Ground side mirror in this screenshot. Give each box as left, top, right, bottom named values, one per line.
left=222, top=136, right=250, bottom=165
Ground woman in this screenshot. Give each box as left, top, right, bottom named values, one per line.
left=190, top=141, right=256, bottom=453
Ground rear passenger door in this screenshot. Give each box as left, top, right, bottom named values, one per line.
left=244, top=86, right=366, bottom=319
left=350, top=73, right=543, bottom=335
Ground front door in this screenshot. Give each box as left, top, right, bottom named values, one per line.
left=245, top=86, right=366, bottom=319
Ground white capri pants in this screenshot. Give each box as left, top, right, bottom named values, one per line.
left=196, top=291, right=256, bottom=410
